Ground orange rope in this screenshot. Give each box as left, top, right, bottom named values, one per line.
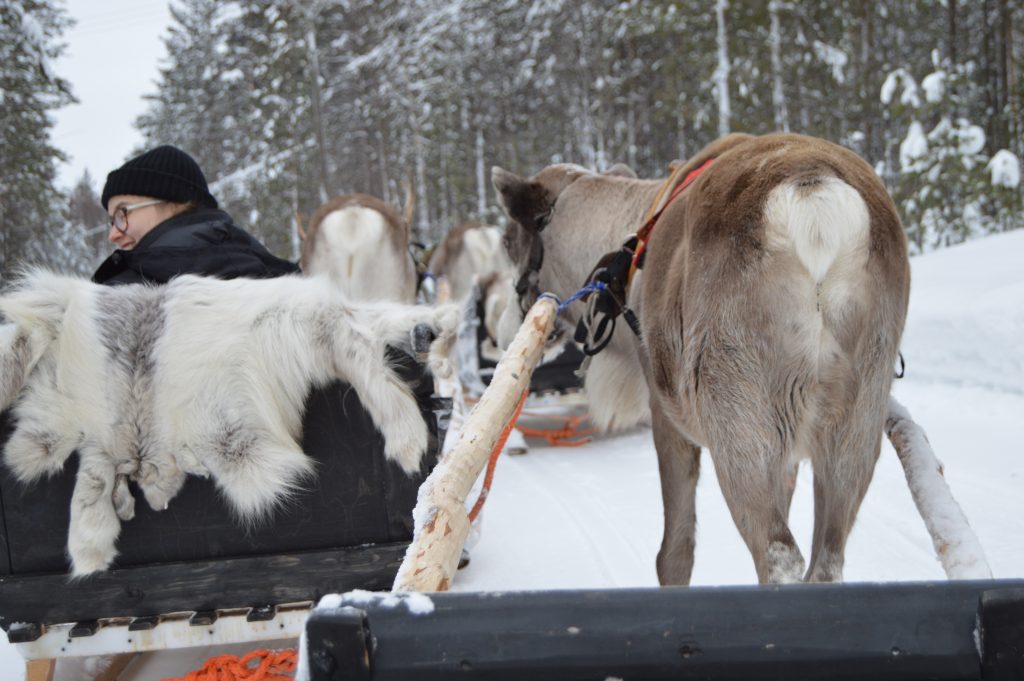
left=467, top=389, right=528, bottom=522
left=163, top=649, right=296, bottom=681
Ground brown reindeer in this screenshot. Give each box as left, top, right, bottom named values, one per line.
left=492, top=133, right=910, bottom=584
left=299, top=193, right=418, bottom=303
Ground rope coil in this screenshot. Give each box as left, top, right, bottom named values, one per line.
left=163, top=648, right=296, bottom=681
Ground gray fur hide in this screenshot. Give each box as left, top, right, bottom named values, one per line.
left=0, top=270, right=457, bottom=575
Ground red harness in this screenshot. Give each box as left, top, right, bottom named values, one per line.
left=629, top=157, right=715, bottom=283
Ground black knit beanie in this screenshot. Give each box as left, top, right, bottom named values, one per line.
left=101, top=145, right=218, bottom=210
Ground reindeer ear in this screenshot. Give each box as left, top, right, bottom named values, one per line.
left=491, top=166, right=551, bottom=232
left=491, top=167, right=525, bottom=206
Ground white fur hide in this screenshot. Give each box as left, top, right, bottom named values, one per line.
left=0, top=270, right=457, bottom=575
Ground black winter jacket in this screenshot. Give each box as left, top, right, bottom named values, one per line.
left=92, top=208, right=299, bottom=285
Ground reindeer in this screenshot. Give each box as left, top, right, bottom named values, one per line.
left=492, top=133, right=910, bottom=584
left=427, top=222, right=510, bottom=304
left=299, top=193, right=419, bottom=304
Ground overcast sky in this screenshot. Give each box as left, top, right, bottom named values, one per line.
left=51, top=0, right=172, bottom=192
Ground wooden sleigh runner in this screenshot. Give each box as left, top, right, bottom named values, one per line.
left=0, top=353, right=451, bottom=671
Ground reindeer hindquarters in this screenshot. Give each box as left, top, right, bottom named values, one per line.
left=650, top=400, right=702, bottom=586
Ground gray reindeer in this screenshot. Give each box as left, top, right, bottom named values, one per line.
left=492, top=133, right=910, bottom=584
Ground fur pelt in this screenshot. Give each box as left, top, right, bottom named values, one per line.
left=0, top=270, right=458, bottom=575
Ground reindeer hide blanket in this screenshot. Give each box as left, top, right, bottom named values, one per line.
left=0, top=270, right=457, bottom=575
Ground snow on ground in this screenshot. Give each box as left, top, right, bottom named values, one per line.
left=3, top=230, right=1023, bottom=678
left=456, top=230, right=1024, bottom=589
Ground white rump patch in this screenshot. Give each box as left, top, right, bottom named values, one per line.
left=765, top=176, right=869, bottom=281
left=308, top=206, right=412, bottom=302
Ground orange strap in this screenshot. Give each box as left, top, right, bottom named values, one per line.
left=467, top=389, right=528, bottom=522
left=164, top=649, right=296, bottom=681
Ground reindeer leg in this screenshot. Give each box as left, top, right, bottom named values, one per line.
left=805, top=404, right=884, bottom=583
left=651, top=401, right=701, bottom=586
left=711, top=438, right=805, bottom=584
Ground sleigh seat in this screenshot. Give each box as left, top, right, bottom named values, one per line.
left=0, top=351, right=450, bottom=654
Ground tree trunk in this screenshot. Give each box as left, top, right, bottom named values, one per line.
left=948, top=0, right=958, bottom=66
left=627, top=85, right=638, bottom=170
left=860, top=0, right=877, bottom=159
left=413, top=118, right=430, bottom=241
left=476, top=127, right=487, bottom=220
left=994, top=0, right=1011, bottom=151
left=377, top=126, right=390, bottom=205
left=769, top=1, right=790, bottom=133
left=304, top=23, right=330, bottom=204
left=290, top=184, right=301, bottom=262
left=714, top=0, right=732, bottom=137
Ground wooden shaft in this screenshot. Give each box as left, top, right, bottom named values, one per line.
left=885, top=396, right=992, bottom=580
left=434, top=277, right=452, bottom=305
left=25, top=660, right=55, bottom=681
left=393, top=298, right=557, bottom=592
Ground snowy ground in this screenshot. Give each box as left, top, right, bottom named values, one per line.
left=456, top=230, right=1024, bottom=589
left=3, top=230, right=1023, bottom=678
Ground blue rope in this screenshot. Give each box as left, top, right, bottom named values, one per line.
left=553, top=281, right=607, bottom=316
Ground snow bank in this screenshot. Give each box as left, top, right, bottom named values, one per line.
left=898, top=229, right=1024, bottom=395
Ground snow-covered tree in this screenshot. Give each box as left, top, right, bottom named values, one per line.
left=0, top=0, right=77, bottom=277
left=888, top=47, right=1022, bottom=252
left=130, top=0, right=1022, bottom=255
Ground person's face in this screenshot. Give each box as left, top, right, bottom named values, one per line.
left=106, top=195, right=169, bottom=250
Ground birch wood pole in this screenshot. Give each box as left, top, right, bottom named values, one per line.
left=393, top=297, right=557, bottom=592
left=885, top=396, right=993, bottom=579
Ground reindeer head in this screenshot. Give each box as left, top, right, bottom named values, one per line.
left=490, top=164, right=589, bottom=349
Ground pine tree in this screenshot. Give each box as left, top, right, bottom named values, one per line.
left=67, top=169, right=109, bottom=259
left=0, top=0, right=77, bottom=277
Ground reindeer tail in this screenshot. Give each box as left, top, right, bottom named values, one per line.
left=767, top=175, right=870, bottom=282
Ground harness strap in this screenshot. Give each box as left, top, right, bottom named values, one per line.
left=562, top=157, right=716, bottom=363
left=629, top=157, right=714, bottom=285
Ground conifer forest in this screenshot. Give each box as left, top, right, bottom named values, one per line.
left=2, top=0, right=1022, bottom=274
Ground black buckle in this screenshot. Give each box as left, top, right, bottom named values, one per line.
left=573, top=237, right=643, bottom=355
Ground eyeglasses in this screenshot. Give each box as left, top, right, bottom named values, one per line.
left=110, top=200, right=165, bottom=234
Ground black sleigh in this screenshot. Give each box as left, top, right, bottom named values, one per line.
left=0, top=353, right=450, bottom=643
